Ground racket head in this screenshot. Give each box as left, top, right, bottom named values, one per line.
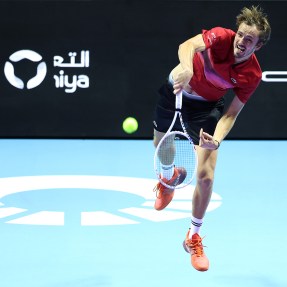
left=154, top=131, right=198, bottom=189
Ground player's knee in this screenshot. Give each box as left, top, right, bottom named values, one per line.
left=153, top=130, right=165, bottom=147
left=153, top=137, right=160, bottom=148
left=197, top=172, right=214, bottom=189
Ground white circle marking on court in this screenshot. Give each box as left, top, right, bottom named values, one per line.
left=0, top=175, right=222, bottom=226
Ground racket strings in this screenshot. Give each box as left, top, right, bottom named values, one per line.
left=155, top=132, right=197, bottom=189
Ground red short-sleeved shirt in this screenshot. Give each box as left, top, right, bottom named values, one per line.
left=189, top=27, right=262, bottom=103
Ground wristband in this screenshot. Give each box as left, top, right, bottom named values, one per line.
left=214, top=140, right=220, bottom=149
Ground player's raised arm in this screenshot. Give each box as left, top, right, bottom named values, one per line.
left=178, top=34, right=206, bottom=72
left=173, top=34, right=206, bottom=94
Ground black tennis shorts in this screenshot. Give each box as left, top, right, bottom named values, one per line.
left=153, top=81, right=225, bottom=145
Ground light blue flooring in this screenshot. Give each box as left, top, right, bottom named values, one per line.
left=0, top=139, right=286, bottom=287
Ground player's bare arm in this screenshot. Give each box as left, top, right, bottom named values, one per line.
left=200, top=96, right=245, bottom=150
left=172, top=34, right=206, bottom=94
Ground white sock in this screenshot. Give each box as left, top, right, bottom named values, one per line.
left=189, top=216, right=203, bottom=238
left=161, top=163, right=174, bottom=180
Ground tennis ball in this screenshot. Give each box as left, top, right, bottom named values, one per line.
left=122, top=117, right=138, bottom=134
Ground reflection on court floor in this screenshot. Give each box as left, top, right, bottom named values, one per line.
left=0, top=139, right=286, bottom=287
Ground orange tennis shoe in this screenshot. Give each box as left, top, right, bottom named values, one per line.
left=153, top=167, right=186, bottom=211
left=183, top=230, right=209, bottom=272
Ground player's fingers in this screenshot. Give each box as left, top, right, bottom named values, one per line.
left=199, top=128, right=206, bottom=145
left=173, top=88, right=181, bottom=95
left=200, top=129, right=208, bottom=142
left=173, top=82, right=182, bottom=89
left=202, top=131, right=213, bottom=140
left=199, top=128, right=203, bottom=138
left=173, top=83, right=182, bottom=95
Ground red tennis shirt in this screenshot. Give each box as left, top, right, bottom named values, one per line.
left=189, top=27, right=262, bottom=103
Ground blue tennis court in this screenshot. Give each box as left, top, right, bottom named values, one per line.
left=0, top=139, right=286, bottom=287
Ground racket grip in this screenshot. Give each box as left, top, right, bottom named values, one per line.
left=175, top=91, right=183, bottom=110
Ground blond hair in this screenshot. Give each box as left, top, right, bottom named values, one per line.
left=236, top=6, right=271, bottom=45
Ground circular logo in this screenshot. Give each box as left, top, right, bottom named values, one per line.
left=4, top=50, right=47, bottom=89
left=0, top=175, right=222, bottom=226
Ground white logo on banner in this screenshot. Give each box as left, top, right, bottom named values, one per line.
left=4, top=50, right=47, bottom=89
left=262, top=71, right=287, bottom=82
left=53, top=51, right=90, bottom=93
left=0, top=175, right=222, bottom=226
left=4, top=50, right=90, bottom=93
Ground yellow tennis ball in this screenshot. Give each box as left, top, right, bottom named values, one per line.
left=122, top=117, right=138, bottom=134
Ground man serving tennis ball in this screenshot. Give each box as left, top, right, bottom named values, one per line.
left=152, top=6, right=271, bottom=271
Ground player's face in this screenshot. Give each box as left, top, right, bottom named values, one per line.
left=233, top=23, right=262, bottom=63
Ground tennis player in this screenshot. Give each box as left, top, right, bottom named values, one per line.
left=153, top=6, right=271, bottom=271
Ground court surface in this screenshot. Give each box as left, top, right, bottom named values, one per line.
left=0, top=139, right=286, bottom=287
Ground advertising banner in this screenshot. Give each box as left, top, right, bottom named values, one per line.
left=0, top=1, right=286, bottom=139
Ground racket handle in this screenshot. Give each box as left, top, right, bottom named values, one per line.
left=175, top=91, right=183, bottom=110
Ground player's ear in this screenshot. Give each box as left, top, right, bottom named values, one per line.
left=255, top=41, right=264, bottom=51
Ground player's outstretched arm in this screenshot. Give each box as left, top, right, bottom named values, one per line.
left=200, top=96, right=245, bottom=150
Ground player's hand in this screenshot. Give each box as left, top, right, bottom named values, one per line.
left=199, top=128, right=220, bottom=150
left=173, top=69, right=193, bottom=94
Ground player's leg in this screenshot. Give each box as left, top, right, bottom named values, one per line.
left=153, top=129, right=186, bottom=210
left=153, top=129, right=175, bottom=168
left=153, top=129, right=165, bottom=147
left=183, top=147, right=218, bottom=272
left=181, top=95, right=224, bottom=271
left=153, top=104, right=176, bottom=183
left=185, top=97, right=224, bottom=222
left=192, top=146, right=218, bottom=219
left=152, top=83, right=187, bottom=210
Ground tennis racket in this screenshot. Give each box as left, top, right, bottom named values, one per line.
left=154, top=91, right=198, bottom=189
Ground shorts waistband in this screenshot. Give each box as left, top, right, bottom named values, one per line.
left=168, top=73, right=207, bottom=102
